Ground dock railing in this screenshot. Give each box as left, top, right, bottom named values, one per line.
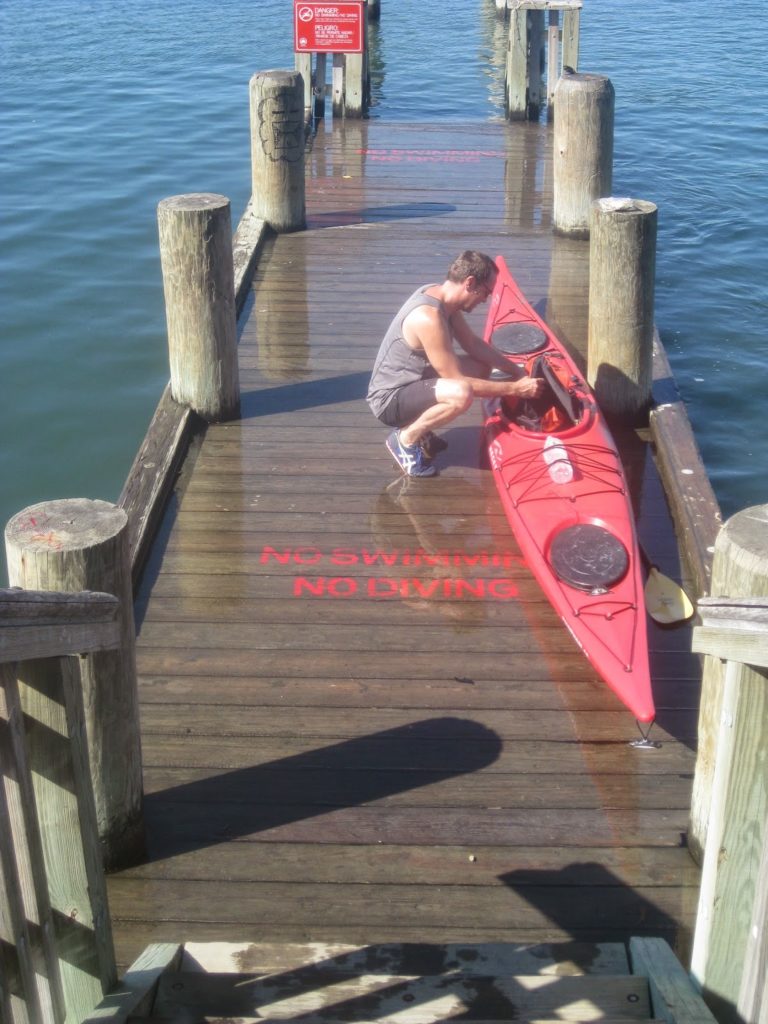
left=0, top=588, right=121, bottom=1022
left=688, top=509, right=768, bottom=1024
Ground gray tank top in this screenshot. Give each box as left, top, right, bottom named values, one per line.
left=367, top=286, right=445, bottom=418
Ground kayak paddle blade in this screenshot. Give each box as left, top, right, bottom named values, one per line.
left=645, top=566, right=694, bottom=625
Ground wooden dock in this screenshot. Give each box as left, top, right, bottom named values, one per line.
left=106, top=120, right=701, bottom=972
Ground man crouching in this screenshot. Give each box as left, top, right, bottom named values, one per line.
left=366, top=250, right=545, bottom=477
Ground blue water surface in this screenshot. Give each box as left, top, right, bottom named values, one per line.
left=1, top=0, right=766, bottom=585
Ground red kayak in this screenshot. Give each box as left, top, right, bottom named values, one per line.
left=482, top=256, right=654, bottom=723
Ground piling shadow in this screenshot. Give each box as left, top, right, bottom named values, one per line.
left=501, top=862, right=689, bottom=952
left=239, top=371, right=370, bottom=419
left=143, top=717, right=502, bottom=863
left=308, top=201, right=455, bottom=229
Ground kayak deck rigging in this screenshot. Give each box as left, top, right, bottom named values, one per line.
left=490, top=439, right=627, bottom=508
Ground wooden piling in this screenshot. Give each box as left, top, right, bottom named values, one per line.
left=689, top=505, right=768, bottom=1018
left=561, top=5, right=580, bottom=72
left=314, top=52, right=327, bottom=120
left=587, top=197, right=657, bottom=421
left=553, top=72, right=614, bottom=237
left=249, top=70, right=307, bottom=232
left=506, top=8, right=529, bottom=119
left=295, top=52, right=313, bottom=121
left=157, top=193, right=240, bottom=423
left=5, top=498, right=145, bottom=872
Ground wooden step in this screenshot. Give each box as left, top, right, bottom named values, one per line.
left=88, top=938, right=719, bottom=1024
left=180, top=939, right=630, bottom=977
left=131, top=1019, right=668, bottom=1024
left=151, top=971, right=651, bottom=1021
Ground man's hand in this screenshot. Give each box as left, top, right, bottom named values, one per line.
left=507, top=375, right=546, bottom=399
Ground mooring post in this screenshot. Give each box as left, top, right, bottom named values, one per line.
left=547, top=10, right=560, bottom=117
left=689, top=505, right=768, bottom=1019
left=587, top=197, right=657, bottom=421
left=368, top=0, right=381, bottom=20
left=506, top=2, right=582, bottom=120
left=295, top=51, right=313, bottom=120
left=5, top=498, right=145, bottom=874
left=553, top=72, right=614, bottom=238
left=314, top=52, right=327, bottom=120
left=249, top=70, right=307, bottom=231
left=157, top=193, right=241, bottom=422
left=506, top=7, right=529, bottom=119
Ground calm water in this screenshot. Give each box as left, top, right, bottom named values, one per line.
left=2, top=0, right=767, bottom=583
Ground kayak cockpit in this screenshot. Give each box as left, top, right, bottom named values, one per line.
left=488, top=321, right=588, bottom=435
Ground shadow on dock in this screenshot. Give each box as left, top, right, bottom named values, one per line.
left=240, top=371, right=371, bottom=418
left=144, top=717, right=503, bottom=863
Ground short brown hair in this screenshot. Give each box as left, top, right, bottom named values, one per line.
left=446, top=251, right=497, bottom=287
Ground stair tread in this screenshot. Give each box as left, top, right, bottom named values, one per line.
left=180, top=940, right=630, bottom=977
left=153, top=971, right=651, bottom=1021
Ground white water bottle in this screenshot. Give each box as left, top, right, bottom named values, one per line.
left=543, top=435, right=573, bottom=484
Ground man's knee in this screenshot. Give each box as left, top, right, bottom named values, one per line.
left=436, top=378, right=473, bottom=415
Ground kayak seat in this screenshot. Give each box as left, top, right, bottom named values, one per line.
left=506, top=353, right=583, bottom=432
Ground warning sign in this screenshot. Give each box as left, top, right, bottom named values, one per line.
left=294, top=2, right=364, bottom=53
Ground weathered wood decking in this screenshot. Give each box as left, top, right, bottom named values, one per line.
left=107, top=121, right=701, bottom=971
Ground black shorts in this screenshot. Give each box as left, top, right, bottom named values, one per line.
left=375, top=356, right=491, bottom=429
left=377, top=378, right=439, bottom=428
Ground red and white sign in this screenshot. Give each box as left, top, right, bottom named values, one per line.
left=294, top=2, right=364, bottom=53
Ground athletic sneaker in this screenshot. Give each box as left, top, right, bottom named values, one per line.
left=421, top=431, right=448, bottom=460
left=386, top=430, right=438, bottom=477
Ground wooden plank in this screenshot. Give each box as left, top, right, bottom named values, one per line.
left=118, top=384, right=198, bottom=586
left=693, top=627, right=768, bottom=670
left=0, top=589, right=120, bottom=662
left=179, top=939, right=630, bottom=976
left=650, top=334, right=721, bottom=600
left=509, top=1, right=583, bottom=9
left=133, top=703, right=697, bottom=744
left=693, top=597, right=768, bottom=668
left=112, top=841, right=699, bottom=891
left=629, top=937, right=717, bottom=1024
left=81, top=943, right=183, bottom=1024
left=133, top=671, right=702, bottom=713
left=152, top=971, right=649, bottom=1021
left=134, top=803, right=689, bottom=849
left=232, top=200, right=270, bottom=316
left=113, top=923, right=682, bottom=979
left=136, top=733, right=695, bottom=777
left=138, top=765, right=693, bottom=812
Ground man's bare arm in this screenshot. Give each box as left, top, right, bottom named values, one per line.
left=411, top=307, right=544, bottom=401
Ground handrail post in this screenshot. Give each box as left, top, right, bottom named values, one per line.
left=1, top=654, right=116, bottom=1021
left=1, top=663, right=66, bottom=1022
left=689, top=504, right=768, bottom=1020
left=5, top=499, right=145, bottom=871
